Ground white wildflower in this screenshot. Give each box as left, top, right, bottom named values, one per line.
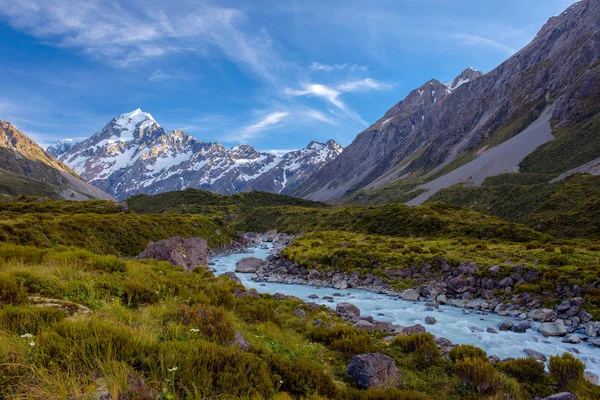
left=29, top=341, right=36, bottom=347
left=168, top=366, right=178, bottom=372
left=189, top=328, right=200, bottom=332
left=20, top=333, right=33, bottom=338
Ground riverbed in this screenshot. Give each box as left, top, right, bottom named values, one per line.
left=211, top=243, right=600, bottom=376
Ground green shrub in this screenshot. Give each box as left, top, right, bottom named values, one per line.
left=235, top=298, right=281, bottom=326
left=121, top=280, right=159, bottom=308
left=0, top=306, right=67, bottom=334
left=549, top=353, right=585, bottom=390
left=449, top=344, right=487, bottom=363
left=497, top=358, right=553, bottom=398
left=455, top=357, right=498, bottom=393
left=177, top=304, right=235, bottom=344
left=391, top=333, right=439, bottom=365
left=0, top=274, right=28, bottom=305
left=308, top=325, right=372, bottom=358
left=548, top=256, right=568, bottom=266
left=560, top=246, right=576, bottom=254
left=268, top=354, right=339, bottom=398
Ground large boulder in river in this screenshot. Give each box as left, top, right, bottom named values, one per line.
left=235, top=257, right=263, bottom=273
left=137, top=237, right=207, bottom=270
left=347, top=353, right=399, bottom=388
left=528, top=308, right=557, bottom=322
left=336, top=302, right=361, bottom=320
left=400, top=288, right=420, bottom=301
left=261, top=230, right=278, bottom=242
left=538, top=319, right=567, bottom=337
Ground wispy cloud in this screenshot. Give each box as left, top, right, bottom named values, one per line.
left=453, top=33, right=517, bottom=55
left=310, top=62, right=367, bottom=72
left=148, top=69, right=191, bottom=82
left=232, top=111, right=290, bottom=142
left=261, top=148, right=298, bottom=157
left=337, top=78, right=393, bottom=92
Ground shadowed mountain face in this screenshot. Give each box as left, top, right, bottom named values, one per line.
left=52, top=110, right=343, bottom=200
left=293, top=0, right=600, bottom=203
left=0, top=121, right=113, bottom=200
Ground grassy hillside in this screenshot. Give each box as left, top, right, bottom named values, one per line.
left=2, top=243, right=599, bottom=399
left=235, top=202, right=548, bottom=243
left=429, top=174, right=600, bottom=238
left=0, top=168, right=66, bottom=200
left=127, top=188, right=327, bottom=215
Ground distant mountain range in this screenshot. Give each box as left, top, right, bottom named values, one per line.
left=292, top=0, right=600, bottom=205
left=49, top=109, right=342, bottom=200
left=0, top=121, right=113, bottom=200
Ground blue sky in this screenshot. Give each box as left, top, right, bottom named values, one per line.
left=0, top=0, right=577, bottom=152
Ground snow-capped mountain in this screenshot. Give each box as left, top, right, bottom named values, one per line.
left=47, top=139, right=77, bottom=158
left=51, top=109, right=343, bottom=200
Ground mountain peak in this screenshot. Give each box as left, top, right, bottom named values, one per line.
left=444, top=68, right=483, bottom=91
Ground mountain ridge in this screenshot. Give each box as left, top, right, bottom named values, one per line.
left=52, top=110, right=343, bottom=200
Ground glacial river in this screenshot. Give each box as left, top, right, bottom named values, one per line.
left=211, top=244, right=600, bottom=376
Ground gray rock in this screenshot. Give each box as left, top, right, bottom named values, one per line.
left=354, top=320, right=377, bottom=333
left=458, top=262, right=479, bottom=275
left=538, top=320, right=567, bottom=337
left=234, top=331, right=251, bottom=350
left=400, top=288, right=420, bottom=301
left=219, top=272, right=242, bottom=285
left=402, top=324, right=426, bottom=335
left=488, top=265, right=501, bottom=275
left=528, top=308, right=557, bottom=322
left=308, top=294, right=319, bottom=299
left=347, top=353, right=400, bottom=389
left=557, top=300, right=572, bottom=313
left=435, top=337, right=453, bottom=349
left=591, top=339, right=600, bottom=347
left=137, top=236, right=208, bottom=270
left=294, top=309, right=306, bottom=318
left=541, top=393, right=578, bottom=400
left=486, top=327, right=499, bottom=334
left=584, top=371, right=599, bottom=386
left=523, top=348, right=547, bottom=361
left=424, top=316, right=437, bottom=325
left=336, top=302, right=361, bottom=320
left=498, top=320, right=514, bottom=331
left=313, top=319, right=323, bottom=327
left=512, top=321, right=530, bottom=333
left=561, top=335, right=580, bottom=344
left=235, top=257, right=263, bottom=273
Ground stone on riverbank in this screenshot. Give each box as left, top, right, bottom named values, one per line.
left=538, top=319, right=567, bottom=337
left=219, top=272, right=242, bottom=285
left=347, top=353, right=399, bottom=389
left=523, top=348, right=546, bottom=361
left=403, top=324, right=426, bottom=335
left=336, top=302, right=361, bottom=320
left=401, top=288, right=420, bottom=301
left=137, top=236, right=208, bottom=270
left=235, top=257, right=263, bottom=273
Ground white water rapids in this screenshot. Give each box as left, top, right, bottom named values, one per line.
left=211, top=244, right=600, bottom=376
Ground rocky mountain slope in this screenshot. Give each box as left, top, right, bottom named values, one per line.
left=52, top=109, right=342, bottom=200
left=0, top=121, right=113, bottom=200
left=293, top=0, right=600, bottom=204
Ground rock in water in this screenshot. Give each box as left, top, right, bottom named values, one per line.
left=424, top=316, right=437, bottom=325
left=336, top=302, right=361, bottom=320
left=347, top=353, right=399, bottom=389
left=400, top=288, right=420, bottom=301
left=137, top=236, right=207, bottom=270
left=538, top=320, right=567, bottom=337
left=235, top=257, right=263, bottom=273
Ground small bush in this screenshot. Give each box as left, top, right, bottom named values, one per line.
left=455, top=357, right=498, bottom=393
left=549, top=353, right=585, bottom=390
left=308, top=325, right=371, bottom=357
left=177, top=304, right=235, bottom=344
left=548, top=256, right=568, bottom=266
left=497, top=358, right=546, bottom=382
left=121, top=280, right=159, bottom=308
left=0, top=274, right=28, bottom=305
left=391, top=333, right=439, bottom=364
left=560, top=246, right=576, bottom=254
left=449, top=344, right=487, bottom=363
left=268, top=355, right=339, bottom=398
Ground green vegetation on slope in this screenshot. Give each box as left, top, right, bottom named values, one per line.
left=127, top=188, right=327, bottom=216
left=429, top=173, right=600, bottom=238
left=0, top=168, right=65, bottom=200
left=2, top=243, right=599, bottom=399
left=235, top=202, right=548, bottom=243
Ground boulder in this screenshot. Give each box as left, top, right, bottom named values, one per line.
left=400, top=288, right=420, bottom=301
left=448, top=275, right=476, bottom=293
left=538, top=320, right=567, bottom=337
left=294, top=309, right=306, bottom=318
left=561, top=335, right=580, bottom=344
left=336, top=302, right=361, bottom=320
left=512, top=321, right=530, bottom=333
left=584, top=371, right=599, bottom=386
left=137, top=236, right=208, bottom=270
left=308, top=294, right=319, bottom=299
left=435, top=337, right=453, bottom=349
left=528, top=308, right=557, bottom=322
left=424, top=316, right=437, bottom=325
left=346, top=353, right=399, bottom=389
left=498, top=320, right=514, bottom=331
left=235, top=257, right=263, bottom=273
left=402, top=324, right=426, bottom=335
left=542, top=393, right=578, bottom=400
left=262, top=230, right=278, bottom=242
left=557, top=300, right=572, bottom=313
left=458, top=262, right=479, bottom=275
left=488, top=265, right=501, bottom=275
left=486, top=327, right=499, bottom=334
left=591, top=339, right=600, bottom=348
left=234, top=331, right=251, bottom=350
left=354, top=320, right=377, bottom=333
left=219, top=272, right=242, bottom=285
left=523, top=348, right=547, bottom=361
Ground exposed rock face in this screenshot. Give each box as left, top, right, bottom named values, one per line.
left=336, top=302, right=361, bottom=320
left=346, top=353, right=400, bottom=389
left=137, top=237, right=208, bottom=270
left=53, top=109, right=342, bottom=200
left=293, top=0, right=600, bottom=203
left=235, top=257, right=263, bottom=273
left=0, top=121, right=113, bottom=200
